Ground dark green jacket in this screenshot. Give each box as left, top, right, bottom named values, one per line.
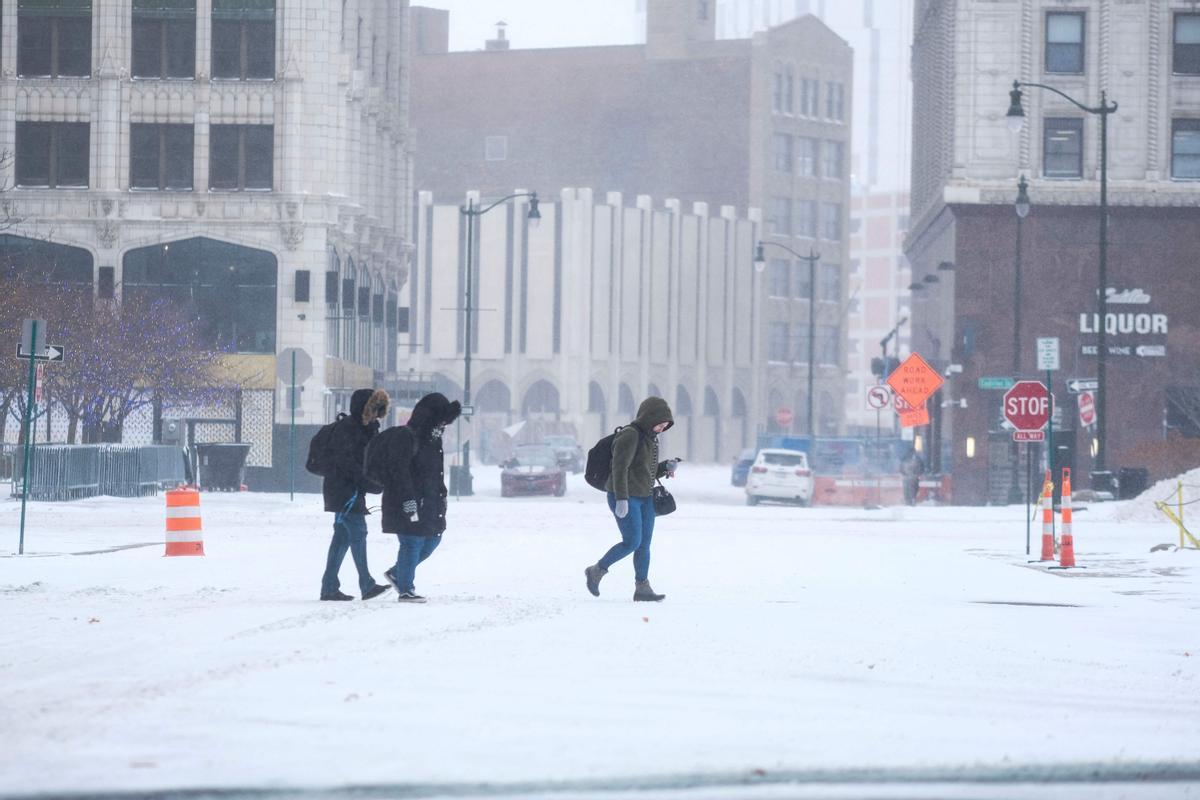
left=606, top=396, right=675, bottom=500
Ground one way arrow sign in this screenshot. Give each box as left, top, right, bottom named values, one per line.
left=15, top=344, right=66, bottom=362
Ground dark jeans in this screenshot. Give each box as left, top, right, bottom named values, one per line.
left=393, top=534, right=442, bottom=593
left=321, top=512, right=374, bottom=596
left=598, top=493, right=655, bottom=581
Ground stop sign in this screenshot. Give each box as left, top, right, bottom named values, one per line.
left=1078, top=390, right=1096, bottom=427
left=775, top=407, right=794, bottom=428
left=1003, top=380, right=1051, bottom=431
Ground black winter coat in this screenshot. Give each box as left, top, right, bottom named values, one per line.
left=377, top=392, right=461, bottom=536
left=322, top=389, right=388, bottom=514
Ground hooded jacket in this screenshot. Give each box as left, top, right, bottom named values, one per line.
left=375, top=392, right=461, bottom=536
left=322, top=388, right=389, bottom=514
left=606, top=396, right=675, bottom=500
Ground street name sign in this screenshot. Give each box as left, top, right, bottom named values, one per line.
left=978, top=376, right=1015, bottom=391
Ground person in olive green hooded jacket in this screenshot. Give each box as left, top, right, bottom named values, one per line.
left=584, top=396, right=679, bottom=601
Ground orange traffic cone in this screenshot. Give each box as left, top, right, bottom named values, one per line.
left=165, top=488, right=205, bottom=557
left=1055, top=468, right=1077, bottom=568
left=1039, top=470, right=1055, bottom=561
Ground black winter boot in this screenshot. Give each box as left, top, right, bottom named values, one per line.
left=633, top=580, right=665, bottom=602
left=584, top=564, right=608, bottom=597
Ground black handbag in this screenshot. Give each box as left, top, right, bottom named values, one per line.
left=652, top=480, right=676, bottom=516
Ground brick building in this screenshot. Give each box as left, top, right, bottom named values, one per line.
left=906, top=0, right=1200, bottom=504
left=409, top=0, right=854, bottom=448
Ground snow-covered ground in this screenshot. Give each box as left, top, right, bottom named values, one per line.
left=1, top=465, right=1198, bottom=799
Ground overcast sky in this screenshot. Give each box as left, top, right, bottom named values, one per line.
left=416, top=0, right=644, bottom=51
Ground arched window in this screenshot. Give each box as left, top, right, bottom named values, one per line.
left=618, top=383, right=635, bottom=415
left=475, top=380, right=511, bottom=414
left=647, top=383, right=662, bottom=399
left=522, top=380, right=560, bottom=417
left=588, top=381, right=606, bottom=413
left=0, top=235, right=93, bottom=287
left=704, top=387, right=720, bottom=416
left=122, top=237, right=276, bottom=354
left=675, top=385, right=693, bottom=417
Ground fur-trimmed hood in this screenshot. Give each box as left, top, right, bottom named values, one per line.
left=350, top=388, right=390, bottom=425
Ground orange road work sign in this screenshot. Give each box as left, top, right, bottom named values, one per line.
left=886, top=353, right=944, bottom=408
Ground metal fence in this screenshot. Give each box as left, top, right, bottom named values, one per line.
left=3, top=444, right=187, bottom=501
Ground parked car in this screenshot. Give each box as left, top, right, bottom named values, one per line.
left=501, top=445, right=567, bottom=497
left=543, top=435, right=584, bottom=473
left=730, top=448, right=757, bottom=487
left=745, top=448, right=814, bottom=506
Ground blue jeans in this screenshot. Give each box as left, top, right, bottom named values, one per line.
left=598, top=493, right=655, bottom=581
left=321, top=512, right=374, bottom=596
left=393, top=534, right=442, bottom=593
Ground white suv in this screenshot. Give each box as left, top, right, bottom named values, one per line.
left=745, top=448, right=814, bottom=506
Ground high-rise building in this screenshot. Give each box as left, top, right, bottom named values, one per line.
left=716, top=0, right=916, bottom=435
left=906, top=0, right=1200, bottom=504
left=0, top=0, right=414, bottom=489
left=409, top=0, right=853, bottom=456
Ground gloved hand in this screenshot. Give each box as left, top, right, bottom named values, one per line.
left=614, top=499, right=629, bottom=519
left=402, top=499, right=418, bottom=521
left=665, top=458, right=680, bottom=478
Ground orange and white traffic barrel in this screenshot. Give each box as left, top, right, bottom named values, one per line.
left=1039, top=470, right=1055, bottom=561
left=1057, top=468, right=1076, bottom=568
left=165, top=488, right=205, bottom=557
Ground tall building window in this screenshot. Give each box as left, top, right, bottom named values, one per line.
left=209, top=124, right=273, bottom=190
left=801, top=78, right=820, bottom=117
left=768, top=322, right=790, bottom=362
left=131, top=123, right=194, bottom=189
left=794, top=262, right=812, bottom=300
left=132, top=0, right=196, bottom=79
left=784, top=66, right=795, bottom=114
left=822, top=140, right=844, bottom=178
left=1043, top=117, right=1083, bottom=178
left=485, top=135, right=508, bottom=161
left=796, top=199, right=818, bottom=238
left=767, top=196, right=793, bottom=236
left=825, top=82, right=845, bottom=121
left=820, top=263, right=841, bottom=302
left=1172, top=119, right=1200, bottom=179
left=1175, top=14, right=1200, bottom=75
left=698, top=0, right=708, bottom=21
left=793, top=327, right=811, bottom=365
left=821, top=202, right=842, bottom=240
left=797, top=137, right=818, bottom=177
left=771, top=133, right=793, bottom=173
left=772, top=69, right=785, bottom=113
left=18, top=0, right=92, bottom=78
left=768, top=259, right=791, bottom=298
left=212, top=0, right=275, bottom=80
left=15, top=122, right=89, bottom=188
left=1045, top=12, right=1084, bottom=74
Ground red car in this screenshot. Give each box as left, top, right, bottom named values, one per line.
left=501, top=445, right=567, bottom=497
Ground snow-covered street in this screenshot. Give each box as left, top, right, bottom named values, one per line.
left=2, top=466, right=1198, bottom=798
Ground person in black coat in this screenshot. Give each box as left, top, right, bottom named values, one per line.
left=319, top=388, right=392, bottom=601
left=375, top=392, right=461, bottom=603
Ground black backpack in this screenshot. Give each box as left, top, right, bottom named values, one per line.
left=584, top=426, right=644, bottom=491
left=305, top=413, right=347, bottom=477
left=363, top=426, right=418, bottom=492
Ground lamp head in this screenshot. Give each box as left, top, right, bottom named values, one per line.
left=1006, top=81, right=1026, bottom=133
left=753, top=242, right=766, bottom=273
left=1014, top=174, right=1031, bottom=219
left=526, top=193, right=541, bottom=228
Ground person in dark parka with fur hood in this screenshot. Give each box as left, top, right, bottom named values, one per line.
left=319, top=388, right=392, bottom=602
left=374, top=392, right=461, bottom=603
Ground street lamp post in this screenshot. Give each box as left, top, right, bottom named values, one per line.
left=1007, top=79, right=1117, bottom=474
left=459, top=191, right=541, bottom=493
left=755, top=241, right=820, bottom=438
left=1008, top=175, right=1031, bottom=504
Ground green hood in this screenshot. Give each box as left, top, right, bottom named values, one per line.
left=633, top=396, right=674, bottom=433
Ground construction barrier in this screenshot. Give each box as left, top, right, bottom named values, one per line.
left=1153, top=481, right=1200, bottom=550
left=1039, top=470, right=1055, bottom=561
left=165, top=488, right=205, bottom=557
left=1056, top=469, right=1076, bottom=568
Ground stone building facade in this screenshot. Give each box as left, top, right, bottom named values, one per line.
left=400, top=189, right=763, bottom=465
left=410, top=0, right=853, bottom=449
left=0, top=0, right=413, bottom=489
left=906, top=0, right=1200, bottom=504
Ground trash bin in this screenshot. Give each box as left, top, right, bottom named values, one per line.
left=449, top=465, right=474, bottom=496
left=1090, top=470, right=1115, bottom=500
left=195, top=443, right=251, bottom=491
left=1117, top=467, right=1150, bottom=500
